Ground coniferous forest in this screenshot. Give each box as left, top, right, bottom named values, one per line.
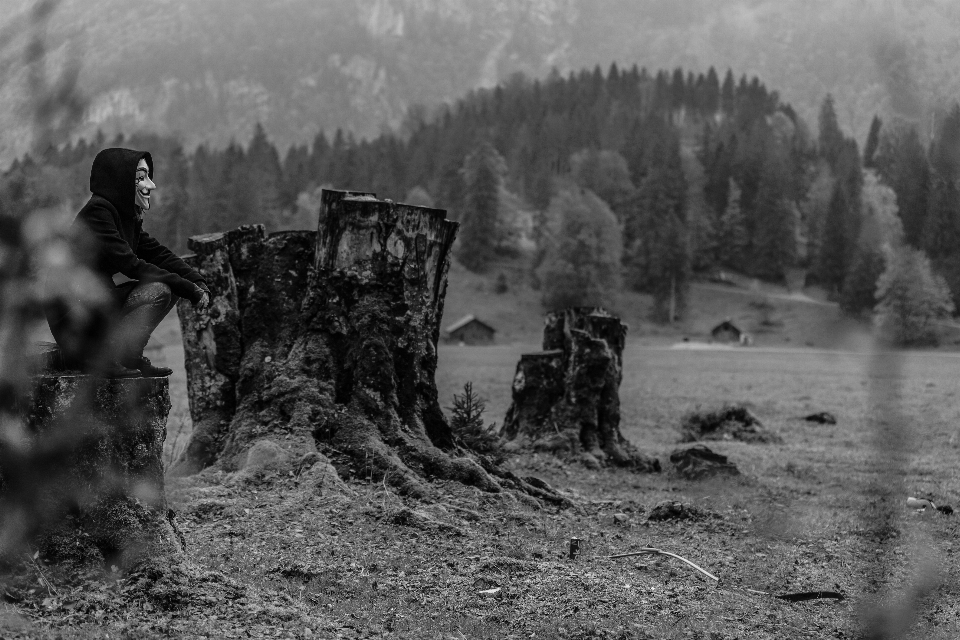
left=4, top=63, right=960, bottom=325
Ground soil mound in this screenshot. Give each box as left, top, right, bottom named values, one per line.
left=679, top=404, right=782, bottom=444
left=669, top=444, right=740, bottom=480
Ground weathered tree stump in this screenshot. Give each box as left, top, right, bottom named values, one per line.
left=175, top=190, right=563, bottom=503
left=2, top=351, right=183, bottom=572
left=501, top=307, right=660, bottom=471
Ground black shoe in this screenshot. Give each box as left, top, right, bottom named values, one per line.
left=104, top=361, right=142, bottom=378
left=128, top=356, right=173, bottom=377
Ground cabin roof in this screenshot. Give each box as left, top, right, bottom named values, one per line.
left=445, top=314, right=496, bottom=334
left=711, top=319, right=742, bottom=335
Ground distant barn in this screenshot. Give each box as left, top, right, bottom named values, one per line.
left=711, top=320, right=743, bottom=343
left=444, top=314, right=496, bottom=345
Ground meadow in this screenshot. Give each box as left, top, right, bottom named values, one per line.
left=9, top=294, right=960, bottom=638
left=136, top=329, right=960, bottom=639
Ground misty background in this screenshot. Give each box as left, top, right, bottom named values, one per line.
left=0, top=0, right=951, bottom=166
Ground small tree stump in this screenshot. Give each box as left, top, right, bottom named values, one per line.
left=3, top=350, right=183, bottom=571
left=502, top=307, right=659, bottom=471
left=174, top=190, right=564, bottom=503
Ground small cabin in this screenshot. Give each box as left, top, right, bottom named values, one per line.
left=444, top=314, right=496, bottom=345
left=710, top=320, right=743, bottom=343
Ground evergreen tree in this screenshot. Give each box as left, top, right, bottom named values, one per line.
left=838, top=170, right=902, bottom=318
left=922, top=105, right=960, bottom=305
left=704, top=67, right=721, bottom=115
left=281, top=143, right=311, bottom=209
left=246, top=123, right=284, bottom=229
left=863, top=115, right=882, bottom=169
left=840, top=247, right=885, bottom=315
left=624, top=131, right=689, bottom=321
left=817, top=183, right=856, bottom=293
left=154, top=145, right=190, bottom=252
left=456, top=142, right=503, bottom=272
left=875, top=125, right=929, bottom=247
left=185, top=144, right=219, bottom=236
left=751, top=160, right=797, bottom=281
left=818, top=94, right=844, bottom=169
left=721, top=69, right=736, bottom=114
left=716, top=179, right=748, bottom=269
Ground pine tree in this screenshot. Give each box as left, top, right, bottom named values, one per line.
left=840, top=247, right=886, bottom=315
left=721, top=69, right=736, bottom=114
left=456, top=142, right=503, bottom=272
left=921, top=105, right=960, bottom=305
left=448, top=382, right=502, bottom=461
left=704, top=67, right=721, bottom=115
left=818, top=94, right=844, bottom=169
left=751, top=162, right=797, bottom=281
left=185, top=144, right=219, bottom=236
left=863, top=115, right=882, bottom=169
left=157, top=145, right=189, bottom=252
left=817, top=183, right=855, bottom=293
left=875, top=125, right=929, bottom=247
left=246, top=122, right=284, bottom=229
left=716, top=179, right=748, bottom=270
left=624, top=132, right=689, bottom=321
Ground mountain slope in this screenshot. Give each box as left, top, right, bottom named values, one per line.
left=2, top=0, right=959, bottom=165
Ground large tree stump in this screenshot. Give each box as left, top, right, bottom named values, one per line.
left=2, top=352, right=183, bottom=572
left=175, top=190, right=562, bottom=502
left=501, top=307, right=660, bottom=471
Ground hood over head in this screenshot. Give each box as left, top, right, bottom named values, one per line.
left=89, top=148, right=153, bottom=217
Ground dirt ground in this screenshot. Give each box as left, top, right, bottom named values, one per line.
left=4, top=329, right=960, bottom=638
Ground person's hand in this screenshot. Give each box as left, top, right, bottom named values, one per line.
left=197, top=291, right=211, bottom=312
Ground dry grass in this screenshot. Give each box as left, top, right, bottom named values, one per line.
left=6, top=290, right=960, bottom=638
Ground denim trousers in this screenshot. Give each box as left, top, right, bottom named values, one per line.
left=47, top=281, right=179, bottom=367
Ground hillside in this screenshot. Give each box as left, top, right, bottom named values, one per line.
left=3, top=0, right=960, bottom=165
left=439, top=256, right=869, bottom=350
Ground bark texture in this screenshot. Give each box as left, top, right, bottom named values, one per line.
left=176, top=190, right=559, bottom=501
left=4, top=362, right=183, bottom=571
left=501, top=307, right=660, bottom=472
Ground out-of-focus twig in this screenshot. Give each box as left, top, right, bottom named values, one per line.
left=607, top=546, right=845, bottom=601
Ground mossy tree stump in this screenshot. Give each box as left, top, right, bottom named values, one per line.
left=2, top=357, right=183, bottom=572
left=501, top=307, right=660, bottom=471
left=175, top=190, right=562, bottom=503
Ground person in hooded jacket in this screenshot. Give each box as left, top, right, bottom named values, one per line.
left=46, top=148, right=211, bottom=377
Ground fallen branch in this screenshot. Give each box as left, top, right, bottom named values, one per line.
left=607, top=547, right=844, bottom=601
left=27, top=551, right=60, bottom=598
left=608, top=548, right=719, bottom=583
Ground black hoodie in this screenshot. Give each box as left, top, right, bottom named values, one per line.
left=75, top=148, right=206, bottom=304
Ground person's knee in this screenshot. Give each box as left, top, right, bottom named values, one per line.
left=143, top=282, right=173, bottom=307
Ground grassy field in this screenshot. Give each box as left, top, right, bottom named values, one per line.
left=7, top=280, right=960, bottom=638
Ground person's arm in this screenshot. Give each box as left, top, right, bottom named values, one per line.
left=136, top=230, right=206, bottom=285
left=80, top=205, right=206, bottom=304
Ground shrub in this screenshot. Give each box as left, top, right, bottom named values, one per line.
left=876, top=247, right=954, bottom=346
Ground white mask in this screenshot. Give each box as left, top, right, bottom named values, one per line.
left=135, top=158, right=156, bottom=211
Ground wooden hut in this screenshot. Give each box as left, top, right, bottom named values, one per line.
left=444, top=314, right=496, bottom=345
left=710, top=319, right=743, bottom=343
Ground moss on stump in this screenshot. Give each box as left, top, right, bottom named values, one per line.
left=4, top=368, right=184, bottom=572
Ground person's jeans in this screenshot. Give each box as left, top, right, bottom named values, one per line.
left=47, top=281, right=179, bottom=368
left=109, top=281, right=180, bottom=364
